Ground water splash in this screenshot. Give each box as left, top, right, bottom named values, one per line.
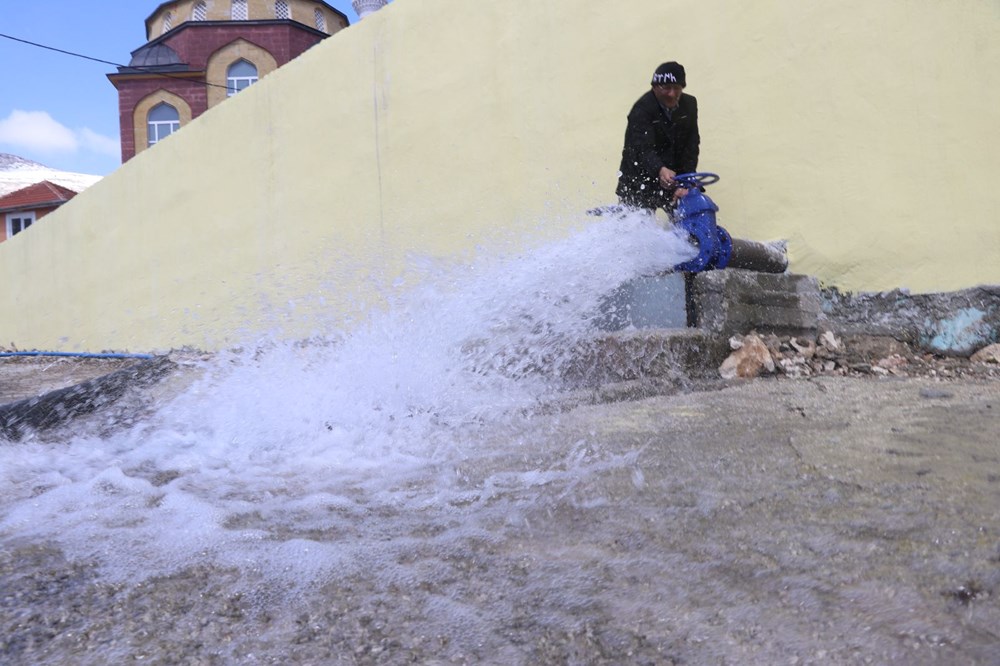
left=0, top=212, right=694, bottom=590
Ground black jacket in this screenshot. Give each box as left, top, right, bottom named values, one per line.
left=615, top=90, right=700, bottom=209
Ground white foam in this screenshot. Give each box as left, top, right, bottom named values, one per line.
left=0, top=211, right=694, bottom=592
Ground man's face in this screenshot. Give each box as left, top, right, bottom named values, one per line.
left=652, top=83, right=684, bottom=109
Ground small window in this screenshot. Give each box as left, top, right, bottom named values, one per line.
left=193, top=1, right=207, bottom=21
left=314, top=8, right=326, bottom=32
left=148, top=103, right=181, bottom=147
left=162, top=11, right=173, bottom=34
left=275, top=0, right=290, bottom=20
left=5, top=212, right=35, bottom=238
left=227, top=59, right=259, bottom=96
left=232, top=0, right=248, bottom=20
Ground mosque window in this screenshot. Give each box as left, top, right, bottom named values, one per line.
left=147, top=103, right=181, bottom=147
left=227, top=59, right=259, bottom=96
left=275, top=0, right=290, bottom=20
left=314, top=8, right=327, bottom=32
left=162, top=11, right=173, bottom=34
left=232, top=0, right=249, bottom=20
left=193, top=1, right=207, bottom=21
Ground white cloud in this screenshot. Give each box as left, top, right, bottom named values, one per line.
left=0, top=110, right=77, bottom=152
left=80, top=127, right=121, bottom=157
left=0, top=110, right=118, bottom=157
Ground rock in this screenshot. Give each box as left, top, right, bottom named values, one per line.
left=777, top=356, right=811, bottom=378
left=920, top=307, right=995, bottom=356
left=970, top=343, right=1000, bottom=364
left=789, top=337, right=817, bottom=359
left=719, top=334, right=775, bottom=379
left=842, top=335, right=912, bottom=362
left=818, top=331, right=843, bottom=353
left=876, top=354, right=909, bottom=376
left=762, top=333, right=783, bottom=357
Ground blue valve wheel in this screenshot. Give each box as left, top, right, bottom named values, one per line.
left=674, top=172, right=720, bottom=188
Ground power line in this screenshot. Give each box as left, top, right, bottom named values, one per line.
left=1, top=31, right=123, bottom=68
left=0, top=32, right=231, bottom=90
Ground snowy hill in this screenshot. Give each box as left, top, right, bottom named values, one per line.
left=0, top=153, right=103, bottom=198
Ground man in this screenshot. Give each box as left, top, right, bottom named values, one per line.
left=616, top=61, right=700, bottom=214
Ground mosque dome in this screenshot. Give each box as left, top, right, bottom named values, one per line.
left=351, top=0, right=388, bottom=19
left=144, top=0, right=349, bottom=40
left=126, top=43, right=186, bottom=72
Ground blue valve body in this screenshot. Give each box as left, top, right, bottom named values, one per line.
left=671, top=174, right=732, bottom=273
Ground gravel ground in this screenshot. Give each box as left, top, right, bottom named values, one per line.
left=1, top=358, right=998, bottom=664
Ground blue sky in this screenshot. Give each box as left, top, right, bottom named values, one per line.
left=0, top=1, right=369, bottom=176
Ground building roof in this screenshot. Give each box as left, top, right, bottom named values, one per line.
left=144, top=1, right=350, bottom=38
left=115, top=19, right=330, bottom=76
left=0, top=180, right=79, bottom=214
left=127, top=42, right=187, bottom=70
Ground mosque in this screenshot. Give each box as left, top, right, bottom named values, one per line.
left=109, top=1, right=386, bottom=162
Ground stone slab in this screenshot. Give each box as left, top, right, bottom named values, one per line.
left=689, top=269, right=822, bottom=338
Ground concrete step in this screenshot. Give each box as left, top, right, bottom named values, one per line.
left=583, top=269, right=822, bottom=385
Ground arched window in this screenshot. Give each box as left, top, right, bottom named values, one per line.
left=227, top=59, right=258, bottom=96
left=275, top=0, right=290, bottom=20
left=162, top=11, right=173, bottom=34
left=232, top=0, right=248, bottom=20
left=147, top=103, right=180, bottom=147
left=192, top=1, right=207, bottom=21
left=314, top=8, right=327, bottom=31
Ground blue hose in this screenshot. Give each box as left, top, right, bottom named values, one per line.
left=0, top=351, right=154, bottom=360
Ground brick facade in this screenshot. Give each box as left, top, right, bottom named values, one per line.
left=108, top=3, right=347, bottom=163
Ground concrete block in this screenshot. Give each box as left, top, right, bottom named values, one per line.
left=690, top=269, right=822, bottom=338
left=563, top=328, right=728, bottom=387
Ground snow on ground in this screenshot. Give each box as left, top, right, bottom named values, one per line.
left=0, top=153, right=103, bottom=197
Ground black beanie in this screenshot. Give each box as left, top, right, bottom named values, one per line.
left=651, top=62, right=686, bottom=87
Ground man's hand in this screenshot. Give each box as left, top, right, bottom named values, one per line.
left=673, top=188, right=689, bottom=201
left=658, top=167, right=676, bottom=189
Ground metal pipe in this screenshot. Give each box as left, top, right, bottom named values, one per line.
left=727, top=238, right=789, bottom=274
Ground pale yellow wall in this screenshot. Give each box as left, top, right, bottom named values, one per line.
left=2, top=0, right=998, bottom=352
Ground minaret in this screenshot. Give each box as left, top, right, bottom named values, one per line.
left=351, top=0, right=387, bottom=19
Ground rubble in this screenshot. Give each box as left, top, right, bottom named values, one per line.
left=719, top=331, right=1000, bottom=380
left=718, top=334, right=774, bottom=379
left=970, top=342, right=1000, bottom=364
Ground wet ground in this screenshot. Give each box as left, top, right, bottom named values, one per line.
left=1, top=363, right=998, bottom=664
left=0, top=356, right=141, bottom=405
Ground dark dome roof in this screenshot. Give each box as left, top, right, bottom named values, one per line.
left=127, top=43, right=185, bottom=69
